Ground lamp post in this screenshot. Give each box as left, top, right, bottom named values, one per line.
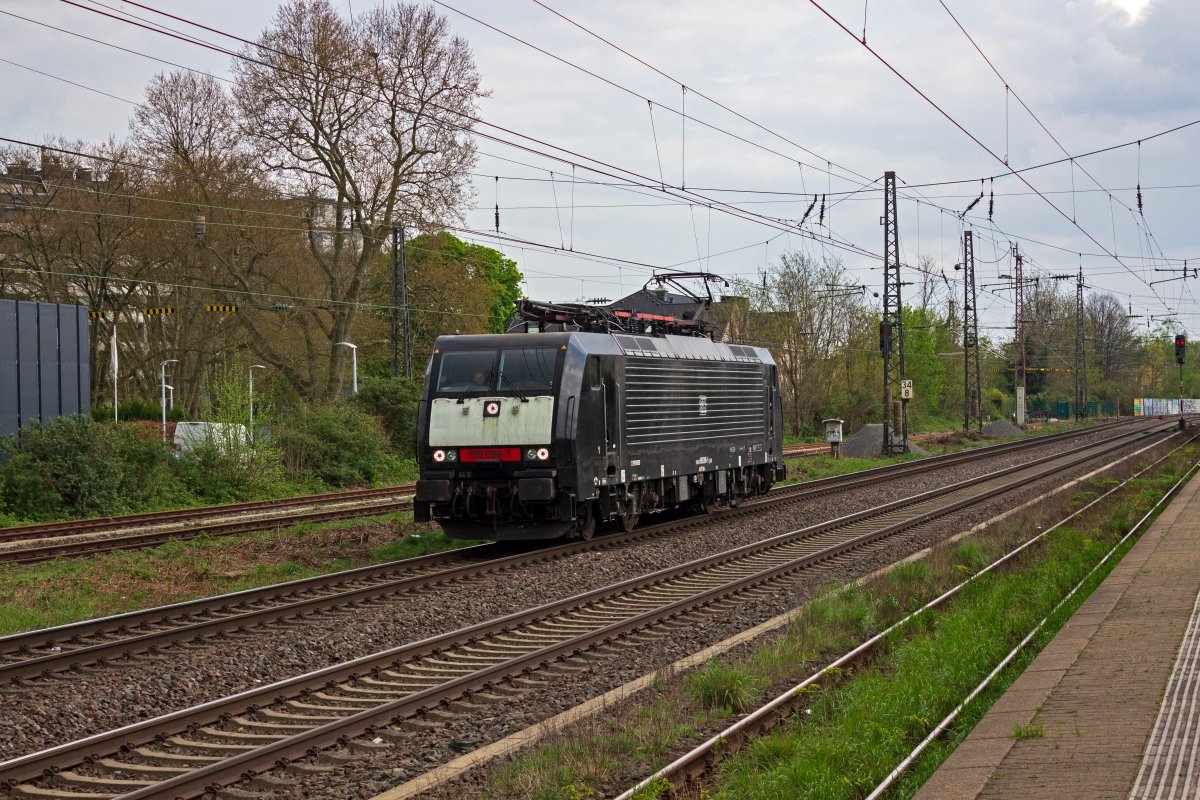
left=248, top=365, right=265, bottom=441
left=159, top=359, right=178, bottom=442
left=165, top=384, right=174, bottom=410
left=335, top=342, right=358, bottom=394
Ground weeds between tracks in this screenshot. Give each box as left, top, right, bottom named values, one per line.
left=480, top=445, right=1196, bottom=800
left=0, top=514, right=474, bottom=635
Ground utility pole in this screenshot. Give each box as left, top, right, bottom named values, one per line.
left=390, top=223, right=412, bottom=379
left=962, top=230, right=982, bottom=431
left=1075, top=264, right=1086, bottom=420
left=1013, top=243, right=1026, bottom=426
left=391, top=225, right=400, bottom=378
left=881, top=171, right=908, bottom=454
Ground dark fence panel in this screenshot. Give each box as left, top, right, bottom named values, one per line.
left=0, top=303, right=17, bottom=436
left=16, top=302, right=39, bottom=430
left=38, top=303, right=60, bottom=421
left=0, top=300, right=90, bottom=434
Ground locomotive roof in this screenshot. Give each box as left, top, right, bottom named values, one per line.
left=433, top=331, right=774, bottom=366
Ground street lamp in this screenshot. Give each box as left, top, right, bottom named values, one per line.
left=335, top=342, right=358, bottom=394
left=248, top=365, right=266, bottom=440
left=164, top=384, right=174, bottom=410
left=159, top=359, right=178, bottom=441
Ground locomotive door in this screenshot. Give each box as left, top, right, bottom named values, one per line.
left=604, top=366, right=619, bottom=476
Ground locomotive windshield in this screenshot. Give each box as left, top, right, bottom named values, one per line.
left=498, top=348, right=557, bottom=391
left=435, top=347, right=559, bottom=394
left=436, top=350, right=495, bottom=392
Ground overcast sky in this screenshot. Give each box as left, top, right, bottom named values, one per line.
left=3, top=0, right=1198, bottom=339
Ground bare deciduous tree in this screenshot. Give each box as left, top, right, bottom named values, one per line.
left=232, top=0, right=484, bottom=398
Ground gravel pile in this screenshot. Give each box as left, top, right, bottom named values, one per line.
left=0, top=422, right=1153, bottom=762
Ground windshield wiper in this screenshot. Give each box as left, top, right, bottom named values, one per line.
left=456, top=370, right=494, bottom=402
left=497, top=372, right=529, bottom=402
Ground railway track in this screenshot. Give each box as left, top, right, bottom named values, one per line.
left=0, top=422, right=1112, bottom=565
left=0, top=484, right=417, bottom=566
left=0, top=418, right=1179, bottom=799
left=614, top=432, right=1200, bottom=800
left=781, top=428, right=955, bottom=456
left=0, top=419, right=1132, bottom=568
left=0, top=417, right=1145, bottom=686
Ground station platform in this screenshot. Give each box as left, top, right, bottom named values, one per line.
left=915, top=467, right=1200, bottom=800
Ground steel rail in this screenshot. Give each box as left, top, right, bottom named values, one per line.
left=0, top=498, right=414, bottom=566
left=0, top=419, right=1143, bottom=566
left=616, top=430, right=1198, bottom=800
left=0, top=484, right=417, bottom=542
left=0, top=421, right=1177, bottom=798
left=0, top=418, right=1151, bottom=683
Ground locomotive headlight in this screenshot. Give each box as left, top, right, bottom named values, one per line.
left=525, top=448, right=537, bottom=460
left=446, top=450, right=457, bottom=462
left=536, top=447, right=550, bottom=461
left=432, top=449, right=446, bottom=462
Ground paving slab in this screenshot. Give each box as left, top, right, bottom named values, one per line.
left=915, top=467, right=1200, bottom=800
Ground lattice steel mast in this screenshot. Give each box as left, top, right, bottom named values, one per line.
left=881, top=171, right=908, bottom=454
left=1075, top=263, right=1086, bottom=420
left=962, top=230, right=982, bottom=431
left=1013, top=243, right=1026, bottom=425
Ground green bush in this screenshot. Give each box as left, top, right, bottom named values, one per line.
left=275, top=402, right=393, bottom=486
left=173, top=441, right=292, bottom=504
left=353, top=376, right=422, bottom=457
left=92, top=397, right=186, bottom=423
left=0, top=416, right=179, bottom=520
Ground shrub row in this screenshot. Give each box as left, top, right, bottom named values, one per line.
left=1, top=378, right=422, bottom=522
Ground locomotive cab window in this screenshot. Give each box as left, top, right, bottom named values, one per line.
left=436, top=351, right=495, bottom=392
left=498, top=348, right=558, bottom=392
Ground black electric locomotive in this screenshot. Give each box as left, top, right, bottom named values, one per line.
left=413, top=298, right=786, bottom=540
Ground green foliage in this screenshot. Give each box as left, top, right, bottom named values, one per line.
left=901, top=305, right=948, bottom=419
left=684, top=660, right=762, bottom=714
left=403, top=231, right=525, bottom=369
left=353, top=375, right=423, bottom=457
left=0, top=416, right=177, bottom=520
left=172, top=443, right=291, bottom=504
left=92, top=397, right=185, bottom=423
left=275, top=402, right=394, bottom=486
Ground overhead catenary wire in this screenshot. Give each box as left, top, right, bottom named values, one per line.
left=9, top=4, right=1194, bottom=333
left=932, top=0, right=1196, bottom=319
left=804, top=0, right=1177, bottom=324
left=54, top=1, right=884, bottom=264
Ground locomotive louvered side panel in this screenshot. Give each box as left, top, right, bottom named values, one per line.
left=624, top=358, right=766, bottom=446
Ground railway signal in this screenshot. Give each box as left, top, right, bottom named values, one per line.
left=1175, top=334, right=1187, bottom=365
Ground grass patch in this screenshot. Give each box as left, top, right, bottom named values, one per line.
left=0, top=516, right=478, bottom=636
left=477, top=443, right=1195, bottom=800
left=709, top=454, right=1191, bottom=800
left=685, top=661, right=763, bottom=714
left=1012, top=722, right=1045, bottom=739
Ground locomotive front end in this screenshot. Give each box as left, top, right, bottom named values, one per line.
left=414, top=337, right=573, bottom=540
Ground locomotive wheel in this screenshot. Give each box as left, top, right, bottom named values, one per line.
left=575, top=503, right=596, bottom=540
left=618, top=507, right=639, bottom=532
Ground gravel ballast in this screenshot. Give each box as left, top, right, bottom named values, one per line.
left=0, top=423, right=1159, bottom=761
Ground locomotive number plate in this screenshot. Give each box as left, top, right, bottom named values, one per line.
left=460, top=447, right=521, bottom=462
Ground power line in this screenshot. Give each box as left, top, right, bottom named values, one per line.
left=527, top=0, right=882, bottom=191
left=805, top=1, right=1176, bottom=321
left=0, top=57, right=138, bottom=105
left=63, top=0, right=879, bottom=259
left=904, top=118, right=1200, bottom=190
